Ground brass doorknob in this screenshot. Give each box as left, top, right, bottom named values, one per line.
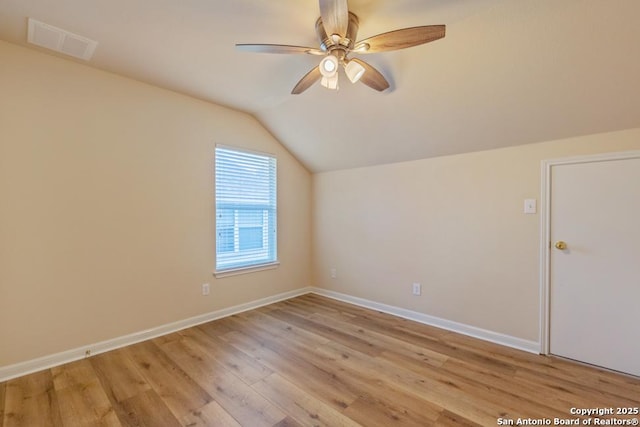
left=555, top=241, right=567, bottom=250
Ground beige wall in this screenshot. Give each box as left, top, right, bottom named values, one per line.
left=2, top=39, right=639, bottom=369
left=0, top=41, right=311, bottom=367
left=312, top=128, right=640, bottom=342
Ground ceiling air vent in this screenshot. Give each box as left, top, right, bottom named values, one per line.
left=27, top=18, right=98, bottom=61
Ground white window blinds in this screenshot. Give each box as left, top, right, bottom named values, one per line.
left=215, top=146, right=277, bottom=271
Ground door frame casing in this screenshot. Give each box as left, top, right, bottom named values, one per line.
left=539, top=150, right=640, bottom=355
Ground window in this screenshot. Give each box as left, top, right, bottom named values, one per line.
left=215, top=146, right=277, bottom=273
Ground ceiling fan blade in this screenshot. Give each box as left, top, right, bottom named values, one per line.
left=350, top=58, right=389, bottom=91
left=354, top=25, right=445, bottom=53
left=236, top=44, right=325, bottom=56
left=319, top=0, right=349, bottom=37
left=292, top=66, right=322, bottom=94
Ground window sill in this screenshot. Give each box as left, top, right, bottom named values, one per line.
left=214, top=261, right=280, bottom=278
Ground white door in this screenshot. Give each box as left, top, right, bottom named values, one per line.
left=549, top=155, right=640, bottom=376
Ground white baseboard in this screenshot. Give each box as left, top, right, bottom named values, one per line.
left=0, top=286, right=313, bottom=382
left=1, top=285, right=539, bottom=382
left=310, top=288, right=540, bottom=354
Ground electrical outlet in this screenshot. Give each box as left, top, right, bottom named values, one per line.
left=330, top=268, right=337, bottom=279
left=202, top=283, right=210, bottom=296
left=412, top=282, right=421, bottom=296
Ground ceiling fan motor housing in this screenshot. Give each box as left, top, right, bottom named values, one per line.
left=316, top=12, right=359, bottom=52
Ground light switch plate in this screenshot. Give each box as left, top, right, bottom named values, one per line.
left=524, top=199, right=537, bottom=214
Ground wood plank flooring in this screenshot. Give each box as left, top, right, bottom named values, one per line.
left=1, top=294, right=639, bottom=426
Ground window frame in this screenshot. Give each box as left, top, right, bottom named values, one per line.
left=214, top=145, right=279, bottom=278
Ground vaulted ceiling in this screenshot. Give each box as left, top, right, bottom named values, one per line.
left=1, top=0, right=639, bottom=172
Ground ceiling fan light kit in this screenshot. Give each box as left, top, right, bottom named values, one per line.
left=236, top=0, right=445, bottom=95
left=319, top=55, right=341, bottom=90
left=321, top=75, right=339, bottom=90
left=345, top=59, right=365, bottom=83
left=319, top=55, right=339, bottom=77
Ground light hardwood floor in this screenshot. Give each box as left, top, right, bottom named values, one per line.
left=2, top=294, right=639, bottom=426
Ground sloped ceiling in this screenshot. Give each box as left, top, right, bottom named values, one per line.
left=1, top=0, right=639, bottom=172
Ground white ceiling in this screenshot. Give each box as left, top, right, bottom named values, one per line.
left=1, top=0, right=639, bottom=172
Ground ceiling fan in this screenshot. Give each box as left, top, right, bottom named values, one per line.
left=236, top=0, right=446, bottom=94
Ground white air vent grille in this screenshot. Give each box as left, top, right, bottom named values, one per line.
left=27, top=18, right=98, bottom=61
